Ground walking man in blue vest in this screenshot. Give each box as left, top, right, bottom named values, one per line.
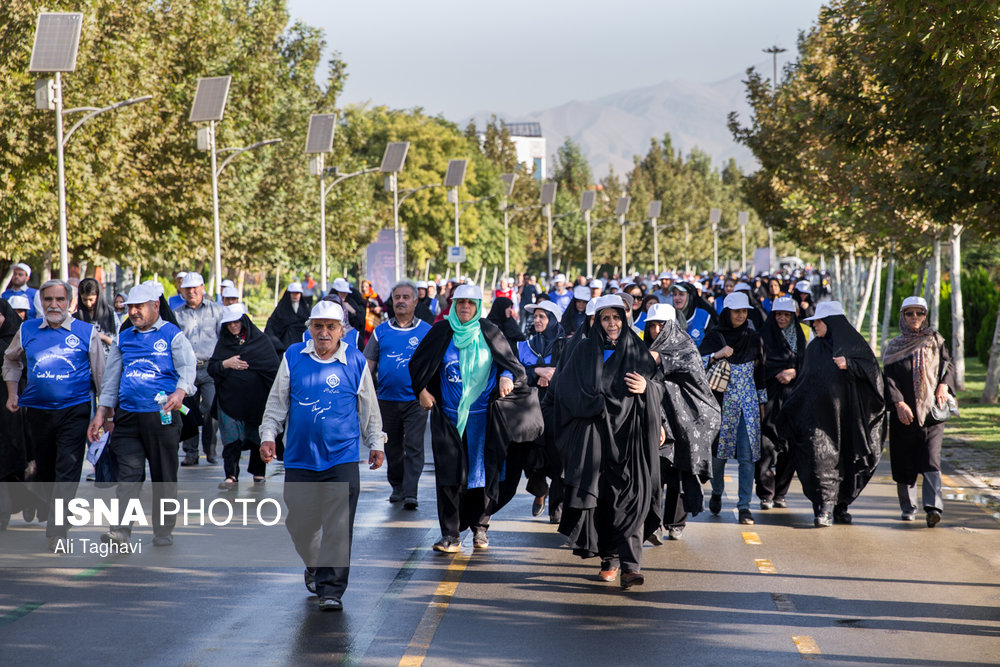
left=260, top=300, right=386, bottom=612
left=88, top=283, right=196, bottom=547
left=4, top=280, right=106, bottom=552
left=364, top=280, right=431, bottom=510
left=2, top=262, right=38, bottom=320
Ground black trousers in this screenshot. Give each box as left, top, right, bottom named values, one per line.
left=284, top=462, right=359, bottom=600
left=23, top=402, right=90, bottom=537
left=436, top=484, right=489, bottom=539
left=755, top=447, right=795, bottom=502
left=109, top=409, right=180, bottom=537
left=222, top=431, right=264, bottom=480
left=661, top=461, right=687, bottom=530
left=182, top=365, right=216, bottom=458
left=379, top=399, right=425, bottom=499
left=497, top=442, right=564, bottom=519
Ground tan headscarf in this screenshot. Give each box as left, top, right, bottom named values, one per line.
left=883, top=311, right=943, bottom=426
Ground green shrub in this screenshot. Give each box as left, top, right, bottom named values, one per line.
left=978, top=303, right=998, bottom=366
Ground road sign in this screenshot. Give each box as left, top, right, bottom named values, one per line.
left=447, top=246, right=467, bottom=263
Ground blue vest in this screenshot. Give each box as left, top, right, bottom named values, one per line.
left=686, top=308, right=712, bottom=346
left=440, top=341, right=497, bottom=418
left=117, top=323, right=182, bottom=413
left=3, top=287, right=38, bottom=319
left=548, top=290, right=572, bottom=311
left=517, top=340, right=552, bottom=367
left=284, top=342, right=367, bottom=471
left=18, top=318, right=93, bottom=410
left=373, top=319, right=431, bottom=401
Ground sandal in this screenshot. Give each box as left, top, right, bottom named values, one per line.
left=218, top=477, right=237, bottom=491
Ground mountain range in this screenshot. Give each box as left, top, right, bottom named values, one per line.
left=467, top=64, right=763, bottom=179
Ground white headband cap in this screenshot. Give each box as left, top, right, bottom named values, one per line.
left=220, top=303, right=246, bottom=324
left=180, top=273, right=204, bottom=288
left=901, top=296, right=928, bottom=312
left=309, top=300, right=344, bottom=321
left=770, top=296, right=796, bottom=313
left=803, top=301, right=846, bottom=321
left=525, top=300, right=564, bottom=320
left=723, top=292, right=751, bottom=310
left=646, top=303, right=676, bottom=323
left=452, top=284, right=483, bottom=300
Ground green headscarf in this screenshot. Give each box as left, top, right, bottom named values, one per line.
left=447, top=299, right=493, bottom=436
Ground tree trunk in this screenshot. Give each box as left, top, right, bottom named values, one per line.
left=42, top=251, right=53, bottom=283
left=951, top=225, right=966, bottom=390
left=846, top=248, right=857, bottom=320
left=854, top=255, right=878, bottom=331
left=832, top=253, right=842, bottom=303
left=930, top=234, right=942, bottom=331
left=881, top=252, right=896, bottom=354
left=0, top=265, right=12, bottom=294
left=273, top=263, right=281, bottom=307
left=982, top=307, right=1000, bottom=403
left=916, top=260, right=926, bottom=297
left=868, top=252, right=883, bottom=353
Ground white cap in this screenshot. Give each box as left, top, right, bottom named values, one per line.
left=332, top=278, right=351, bottom=293
left=8, top=295, right=30, bottom=310
left=125, top=283, right=160, bottom=305
left=221, top=286, right=240, bottom=299
left=803, top=300, right=846, bottom=321
left=573, top=285, right=591, bottom=301
left=180, top=273, right=204, bottom=289
left=770, top=296, right=797, bottom=313
left=141, top=280, right=165, bottom=298
left=286, top=282, right=303, bottom=293
left=733, top=282, right=752, bottom=293
left=608, top=280, right=620, bottom=289
left=592, top=294, right=627, bottom=315
left=589, top=279, right=603, bottom=289
left=175, top=271, right=188, bottom=280
left=220, top=303, right=246, bottom=324
left=452, top=284, right=483, bottom=301
left=12, top=262, right=31, bottom=277
left=309, top=300, right=344, bottom=322
left=794, top=280, right=811, bottom=293
left=723, top=292, right=751, bottom=310
left=901, top=296, right=928, bottom=312
left=416, top=280, right=428, bottom=289
left=585, top=297, right=599, bottom=316
left=553, top=273, right=567, bottom=284
left=658, top=271, right=671, bottom=280
left=525, top=301, right=564, bottom=320
left=646, top=303, right=677, bottom=323
left=669, top=282, right=688, bottom=293
left=221, top=279, right=235, bottom=289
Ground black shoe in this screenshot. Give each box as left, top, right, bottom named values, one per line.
left=926, top=509, right=942, bottom=528
left=47, top=536, right=62, bottom=553
left=433, top=536, right=461, bottom=553
left=773, top=497, right=787, bottom=508
left=205, top=456, right=218, bottom=465
left=833, top=505, right=852, bottom=525
left=760, top=499, right=774, bottom=510
left=621, top=571, right=645, bottom=589
left=709, top=494, right=722, bottom=515
left=646, top=529, right=664, bottom=546
left=304, top=568, right=317, bottom=594
left=388, top=489, right=404, bottom=503
left=85, top=473, right=96, bottom=482
left=22, top=507, right=35, bottom=523
left=152, top=534, right=173, bottom=547
left=901, top=511, right=916, bottom=521
left=668, top=526, right=685, bottom=540
left=549, top=505, right=562, bottom=525
left=403, top=497, right=418, bottom=510
left=318, top=597, right=343, bottom=611
left=814, top=512, right=832, bottom=528
left=101, top=529, right=130, bottom=545
left=531, top=495, right=546, bottom=517
left=181, top=457, right=199, bottom=466
left=473, top=529, right=489, bottom=550
left=738, top=509, right=755, bottom=525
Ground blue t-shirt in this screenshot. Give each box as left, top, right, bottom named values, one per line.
left=18, top=318, right=94, bottom=410
left=548, top=290, right=572, bottom=311
left=117, top=322, right=182, bottom=413
left=284, top=342, right=367, bottom=471
left=373, top=319, right=431, bottom=402
left=167, top=294, right=185, bottom=310
left=517, top=340, right=552, bottom=367
left=3, top=287, right=38, bottom=319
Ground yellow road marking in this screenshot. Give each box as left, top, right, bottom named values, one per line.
left=755, top=558, right=777, bottom=574
left=742, top=531, right=761, bottom=545
left=398, top=550, right=472, bottom=667
left=941, top=473, right=963, bottom=491
left=792, top=635, right=821, bottom=659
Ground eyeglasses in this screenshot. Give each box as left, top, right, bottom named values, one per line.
left=902, top=310, right=926, bottom=318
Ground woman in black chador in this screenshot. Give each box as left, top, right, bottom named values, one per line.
left=777, top=301, right=886, bottom=527
left=883, top=296, right=954, bottom=527
left=553, top=295, right=663, bottom=589
left=264, top=283, right=312, bottom=354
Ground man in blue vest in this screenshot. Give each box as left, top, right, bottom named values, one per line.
left=260, top=300, right=386, bottom=612
left=364, top=280, right=432, bottom=510
left=88, top=282, right=196, bottom=547
left=2, top=262, right=38, bottom=320
left=4, top=280, right=106, bottom=551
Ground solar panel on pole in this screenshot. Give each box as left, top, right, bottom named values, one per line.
left=540, top=182, right=557, bottom=206
left=580, top=190, right=596, bottom=212
left=444, top=159, right=468, bottom=188
left=305, top=114, right=337, bottom=154
left=709, top=208, right=722, bottom=224
left=380, top=142, right=409, bottom=173
left=188, top=76, right=232, bottom=123
left=615, top=196, right=630, bottom=217
left=647, top=200, right=662, bottom=219
left=29, top=13, right=84, bottom=73
left=500, top=173, right=517, bottom=196
left=738, top=210, right=750, bottom=226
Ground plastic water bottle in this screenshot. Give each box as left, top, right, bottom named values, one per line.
left=155, top=391, right=172, bottom=425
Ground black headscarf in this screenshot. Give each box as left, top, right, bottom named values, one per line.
left=560, top=298, right=588, bottom=336
left=527, top=306, right=566, bottom=360
left=793, top=287, right=815, bottom=319
left=0, top=298, right=19, bottom=352
left=486, top=296, right=525, bottom=348
left=265, top=289, right=312, bottom=354
left=760, top=309, right=807, bottom=381
left=75, top=277, right=117, bottom=334
left=207, top=314, right=279, bottom=427
left=699, top=307, right=762, bottom=365
left=674, top=283, right=719, bottom=329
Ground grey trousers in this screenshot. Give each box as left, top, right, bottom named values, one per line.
left=182, top=365, right=216, bottom=458
left=897, top=471, right=943, bottom=514
left=379, top=399, right=426, bottom=499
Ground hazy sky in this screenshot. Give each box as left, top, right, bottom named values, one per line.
left=285, top=0, right=827, bottom=122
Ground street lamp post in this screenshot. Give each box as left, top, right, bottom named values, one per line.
left=443, top=159, right=469, bottom=277
left=379, top=142, right=410, bottom=282
left=647, top=200, right=662, bottom=275
left=738, top=210, right=749, bottom=274
left=540, top=182, right=558, bottom=278
left=615, top=196, right=631, bottom=278
left=763, top=45, right=787, bottom=87
left=709, top=208, right=722, bottom=272
left=500, top=173, right=517, bottom=278
left=581, top=191, right=597, bottom=278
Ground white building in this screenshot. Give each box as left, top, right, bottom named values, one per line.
left=504, top=122, right=546, bottom=180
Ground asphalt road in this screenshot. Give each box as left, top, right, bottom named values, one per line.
left=1, top=432, right=998, bottom=666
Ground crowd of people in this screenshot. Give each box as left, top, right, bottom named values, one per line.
left=0, top=259, right=957, bottom=608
